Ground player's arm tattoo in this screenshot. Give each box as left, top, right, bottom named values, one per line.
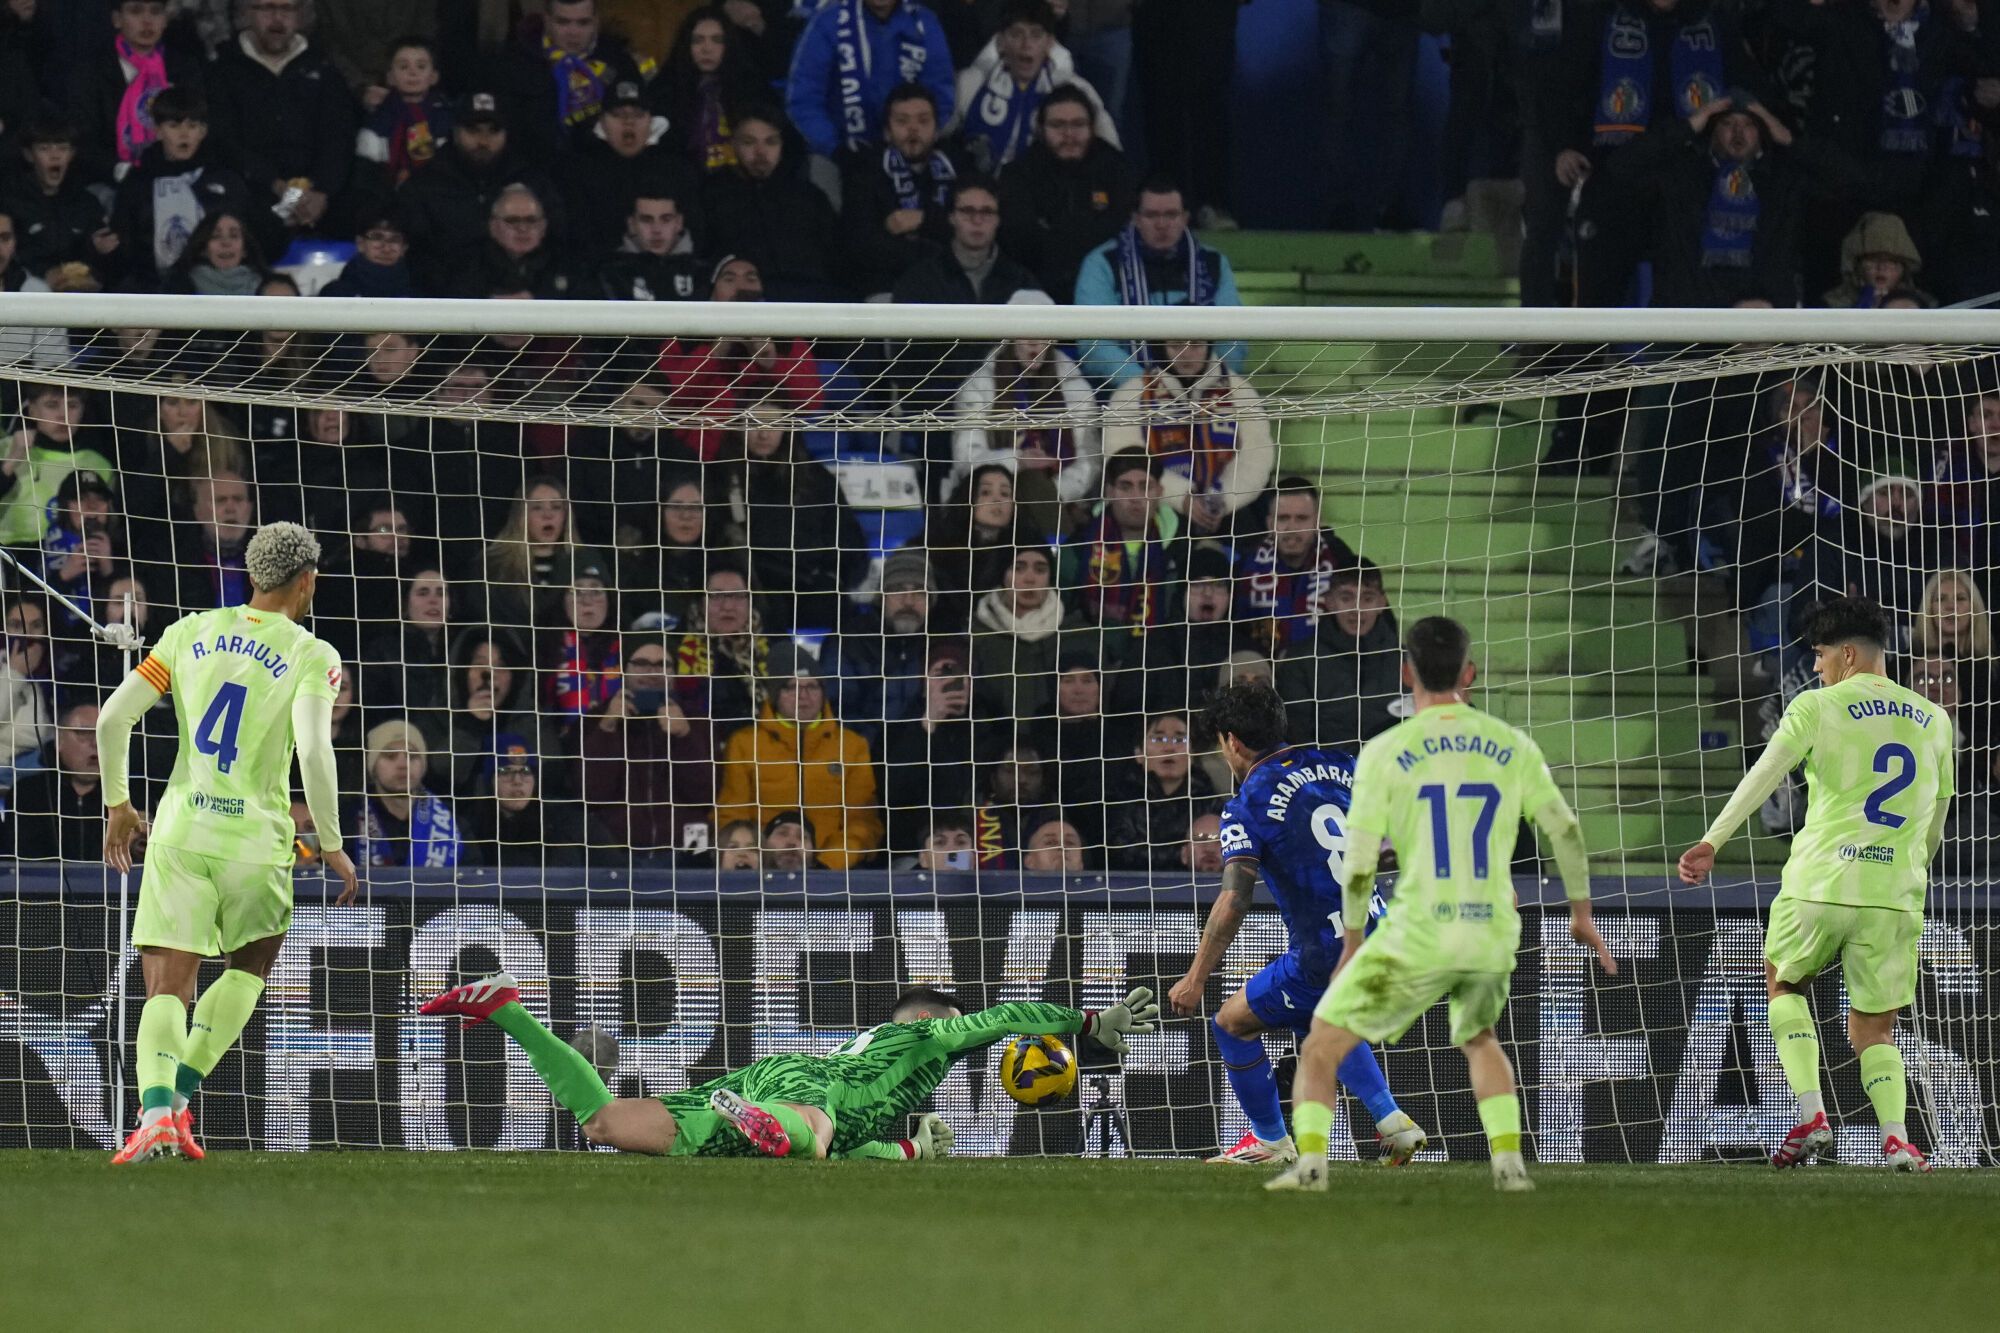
left=1220, top=858, right=1258, bottom=904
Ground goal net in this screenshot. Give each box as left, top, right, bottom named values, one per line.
left=0, top=295, right=1993, bottom=1165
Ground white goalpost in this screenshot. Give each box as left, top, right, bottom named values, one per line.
left=0, top=294, right=1993, bottom=1165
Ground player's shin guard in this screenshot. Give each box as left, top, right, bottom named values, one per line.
left=1767, top=993, right=1825, bottom=1119
left=488, top=1001, right=615, bottom=1125
left=136, top=995, right=187, bottom=1129
left=1335, top=1042, right=1402, bottom=1126
left=1292, top=1099, right=1333, bottom=1161
left=1212, top=1021, right=1287, bottom=1143
left=1860, top=1043, right=1908, bottom=1145
left=176, top=969, right=265, bottom=1109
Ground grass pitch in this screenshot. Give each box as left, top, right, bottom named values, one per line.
left=3, top=1152, right=1994, bottom=1331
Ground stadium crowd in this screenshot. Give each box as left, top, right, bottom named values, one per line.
left=1, top=0, right=1999, bottom=865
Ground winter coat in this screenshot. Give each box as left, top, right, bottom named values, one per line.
left=1103, top=363, right=1275, bottom=520
left=581, top=703, right=717, bottom=854
left=395, top=142, right=565, bottom=295
left=206, top=32, right=358, bottom=203
left=786, top=0, right=957, bottom=157
left=950, top=345, right=1102, bottom=504
left=999, top=137, right=1139, bottom=302
left=715, top=700, right=884, bottom=868
left=110, top=142, right=263, bottom=289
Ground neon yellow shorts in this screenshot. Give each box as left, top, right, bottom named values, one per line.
left=1313, top=942, right=1511, bottom=1047
left=1765, top=896, right=1922, bottom=1014
left=130, top=844, right=294, bottom=957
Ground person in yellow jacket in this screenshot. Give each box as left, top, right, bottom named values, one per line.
left=715, top=643, right=884, bottom=868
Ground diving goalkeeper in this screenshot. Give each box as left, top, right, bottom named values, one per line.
left=421, top=975, right=1160, bottom=1159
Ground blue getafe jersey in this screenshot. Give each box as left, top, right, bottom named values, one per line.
left=1217, top=745, right=1358, bottom=972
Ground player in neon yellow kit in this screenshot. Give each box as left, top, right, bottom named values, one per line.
left=1679, top=597, right=1951, bottom=1172
left=1266, top=616, right=1616, bottom=1193
left=97, top=522, right=358, bottom=1163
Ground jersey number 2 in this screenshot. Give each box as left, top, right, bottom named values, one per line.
left=194, top=682, right=248, bottom=774
left=1863, top=742, right=1916, bottom=829
left=1416, top=783, right=1502, bottom=878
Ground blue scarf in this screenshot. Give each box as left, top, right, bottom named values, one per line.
left=361, top=791, right=461, bottom=868
left=964, top=58, right=1054, bottom=172
left=1114, top=223, right=1214, bottom=308
left=832, top=0, right=936, bottom=152
left=883, top=145, right=954, bottom=210
left=1881, top=11, right=1931, bottom=155
left=1593, top=9, right=1725, bottom=146
left=1700, top=157, right=1759, bottom=269
left=1940, top=77, right=1986, bottom=159
left=545, top=34, right=610, bottom=128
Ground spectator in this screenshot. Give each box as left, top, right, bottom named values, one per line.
left=7, top=699, right=102, bottom=861
left=1600, top=96, right=1812, bottom=309
left=998, top=83, right=1138, bottom=304
left=843, top=83, right=959, bottom=297
left=1075, top=178, right=1243, bottom=385
left=1062, top=451, right=1187, bottom=639
left=1046, top=648, right=1112, bottom=835
left=1278, top=561, right=1401, bottom=753
left=1907, top=652, right=1989, bottom=793
left=398, top=91, right=563, bottom=296
left=969, top=543, right=1077, bottom=738
left=1823, top=211, right=1935, bottom=308
left=555, top=79, right=701, bottom=254
left=109, top=385, right=245, bottom=558
left=1103, top=708, right=1216, bottom=870
left=761, top=809, right=816, bottom=870
left=950, top=0, right=1119, bottom=175
left=5, top=118, right=119, bottom=292
left=926, top=460, right=1061, bottom=604
left=496, top=0, right=647, bottom=166
left=1932, top=387, right=2000, bottom=570
left=446, top=628, right=551, bottom=798
left=1022, top=815, right=1085, bottom=871
left=656, top=255, right=829, bottom=456
left=319, top=206, right=420, bottom=297
left=72, top=1, right=204, bottom=181
left=717, top=643, right=885, bottom=868
left=1912, top=568, right=1993, bottom=665
left=483, top=476, right=612, bottom=630
left=620, top=470, right=710, bottom=625
left=160, top=207, right=268, bottom=295
left=354, top=36, right=451, bottom=192
left=1135, top=540, right=1239, bottom=718
left=459, top=733, right=587, bottom=869
left=596, top=187, right=702, bottom=302
left=0, top=385, right=116, bottom=549
left=1836, top=474, right=1931, bottom=632
left=715, top=817, right=761, bottom=869
left=1232, top=476, right=1357, bottom=653
left=671, top=562, right=770, bottom=729
left=172, top=470, right=256, bottom=611
left=0, top=596, right=52, bottom=791
left=109, top=87, right=264, bottom=291
left=972, top=739, right=1059, bottom=866
left=904, top=808, right=976, bottom=871
left=360, top=566, right=454, bottom=751
left=950, top=312, right=1102, bottom=505
left=39, top=475, right=122, bottom=645
left=582, top=631, right=717, bottom=863
left=1103, top=338, right=1274, bottom=538
left=1132, top=0, right=1239, bottom=226
left=786, top=0, right=956, bottom=201
left=711, top=418, right=868, bottom=633
left=891, top=176, right=1040, bottom=404
left=538, top=568, right=624, bottom=733
left=650, top=6, right=768, bottom=174
left=1179, top=809, right=1222, bottom=874
left=828, top=546, right=940, bottom=741
left=206, top=0, right=356, bottom=240
left=350, top=718, right=462, bottom=869
left=698, top=108, right=843, bottom=299
left=881, top=635, right=976, bottom=852
left=0, top=211, right=67, bottom=370
left=452, top=183, right=583, bottom=299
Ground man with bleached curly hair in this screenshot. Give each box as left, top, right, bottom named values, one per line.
left=95, top=520, right=359, bottom=1164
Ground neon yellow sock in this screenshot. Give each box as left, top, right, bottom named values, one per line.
left=1478, top=1093, right=1522, bottom=1156
left=1293, top=1100, right=1333, bottom=1158
left=178, top=969, right=266, bottom=1099
left=1860, top=1044, right=1908, bottom=1140
left=137, top=995, right=187, bottom=1116
left=1767, top=992, right=1822, bottom=1109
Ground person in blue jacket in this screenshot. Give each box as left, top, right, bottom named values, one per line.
left=1074, top=175, right=1243, bottom=387
left=787, top=0, right=955, bottom=202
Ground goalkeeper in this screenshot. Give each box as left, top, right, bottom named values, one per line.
left=421, top=975, right=1159, bottom=1160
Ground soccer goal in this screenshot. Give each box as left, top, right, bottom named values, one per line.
left=0, top=294, right=1993, bottom=1166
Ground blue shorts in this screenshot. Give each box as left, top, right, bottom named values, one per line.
left=1243, top=949, right=1334, bottom=1035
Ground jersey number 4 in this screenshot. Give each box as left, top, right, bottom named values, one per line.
left=1863, top=742, right=1916, bottom=829
left=1416, top=783, right=1502, bottom=879
left=194, top=682, right=248, bottom=774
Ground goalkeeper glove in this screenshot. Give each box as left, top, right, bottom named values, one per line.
left=1084, top=986, right=1160, bottom=1056
left=911, top=1112, right=954, bottom=1160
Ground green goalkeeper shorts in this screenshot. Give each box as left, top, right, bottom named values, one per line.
left=1314, top=942, right=1511, bottom=1047
left=1765, top=896, right=1922, bottom=1013
left=130, top=844, right=293, bottom=957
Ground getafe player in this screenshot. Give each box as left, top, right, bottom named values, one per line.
left=421, top=973, right=1160, bottom=1159
left=98, top=522, right=358, bottom=1163
left=1266, top=617, right=1615, bottom=1193
left=1170, top=683, right=1428, bottom=1167
left=1680, top=598, right=1952, bottom=1172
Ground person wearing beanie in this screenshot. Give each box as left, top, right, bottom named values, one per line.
left=459, top=731, right=587, bottom=869
left=827, top=545, right=944, bottom=745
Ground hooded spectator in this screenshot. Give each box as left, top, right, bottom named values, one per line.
left=556, top=79, right=701, bottom=253
left=882, top=636, right=977, bottom=852
left=1823, top=211, right=1936, bottom=308
left=582, top=631, right=717, bottom=863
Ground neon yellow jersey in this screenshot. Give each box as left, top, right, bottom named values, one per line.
left=1346, top=703, right=1567, bottom=972
left=1769, top=674, right=1954, bottom=913
left=138, top=606, right=343, bottom=867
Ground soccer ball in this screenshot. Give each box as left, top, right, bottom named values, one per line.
left=997, top=1035, right=1078, bottom=1106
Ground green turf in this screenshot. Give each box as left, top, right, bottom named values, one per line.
left=4, top=1153, right=1995, bottom=1331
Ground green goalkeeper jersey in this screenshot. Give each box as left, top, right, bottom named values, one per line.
left=139, top=606, right=343, bottom=867
left=1767, top=674, right=1953, bottom=913
left=1345, top=703, right=1567, bottom=973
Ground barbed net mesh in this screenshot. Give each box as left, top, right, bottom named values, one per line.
left=0, top=302, right=1995, bottom=1164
